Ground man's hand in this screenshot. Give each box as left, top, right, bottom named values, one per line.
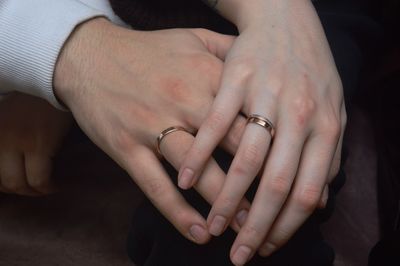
left=0, top=93, right=72, bottom=196
left=54, top=18, right=249, bottom=244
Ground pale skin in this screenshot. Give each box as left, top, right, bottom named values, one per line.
left=0, top=0, right=342, bottom=264
left=53, top=19, right=256, bottom=244
left=180, top=0, right=345, bottom=265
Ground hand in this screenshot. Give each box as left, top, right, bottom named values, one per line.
left=179, top=0, right=345, bottom=263
left=0, top=92, right=72, bottom=196
left=54, top=18, right=250, bottom=244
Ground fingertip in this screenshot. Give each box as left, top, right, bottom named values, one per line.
left=178, top=167, right=195, bottom=189
left=189, top=224, right=211, bottom=244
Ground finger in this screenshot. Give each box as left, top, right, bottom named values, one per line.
left=121, top=146, right=211, bottom=244
left=189, top=28, right=235, bottom=60
left=327, top=105, right=346, bottom=183
left=259, top=131, right=338, bottom=257
left=229, top=126, right=306, bottom=265
left=25, top=153, right=56, bottom=194
left=317, top=105, right=345, bottom=209
left=317, top=185, right=329, bottom=209
left=0, top=152, right=40, bottom=196
left=220, top=114, right=247, bottom=156
left=178, top=70, right=245, bottom=189
left=189, top=95, right=247, bottom=156
left=159, top=129, right=251, bottom=233
left=207, top=122, right=272, bottom=236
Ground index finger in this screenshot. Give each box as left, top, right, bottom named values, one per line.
left=178, top=73, right=245, bottom=189
left=121, top=146, right=211, bottom=244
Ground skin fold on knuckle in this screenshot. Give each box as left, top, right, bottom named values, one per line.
left=143, top=177, right=167, bottom=200
left=316, top=117, right=341, bottom=144
left=158, top=76, right=192, bottom=104
left=290, top=96, right=317, bottom=129
left=239, top=224, right=264, bottom=248
left=262, top=227, right=292, bottom=253
left=294, top=184, right=322, bottom=213
left=266, top=174, right=292, bottom=199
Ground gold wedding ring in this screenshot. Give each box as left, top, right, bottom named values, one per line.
left=247, top=114, right=275, bottom=138
left=156, top=126, right=193, bottom=157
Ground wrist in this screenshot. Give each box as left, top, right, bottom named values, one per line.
left=53, top=17, right=114, bottom=108
left=217, top=0, right=313, bottom=32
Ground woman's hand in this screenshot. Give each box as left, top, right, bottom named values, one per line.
left=54, top=19, right=250, bottom=244
left=0, top=92, right=72, bottom=196
left=179, top=0, right=345, bottom=264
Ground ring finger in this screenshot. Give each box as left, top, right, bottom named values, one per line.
left=206, top=113, right=274, bottom=236
left=159, top=128, right=252, bottom=233
left=229, top=123, right=306, bottom=265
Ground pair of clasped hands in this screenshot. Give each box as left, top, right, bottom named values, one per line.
left=0, top=1, right=345, bottom=265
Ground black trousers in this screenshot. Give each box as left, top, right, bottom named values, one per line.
left=124, top=1, right=381, bottom=265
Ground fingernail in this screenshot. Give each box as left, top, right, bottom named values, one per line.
left=232, top=245, right=252, bottom=266
left=209, top=215, right=227, bottom=236
left=235, top=209, right=248, bottom=227
left=189, top=224, right=207, bottom=242
left=259, top=242, right=276, bottom=257
left=179, top=168, right=194, bottom=189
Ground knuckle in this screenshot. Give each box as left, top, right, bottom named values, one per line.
left=174, top=209, right=195, bottom=228
left=231, top=163, right=247, bottom=177
left=241, top=224, right=263, bottom=240
left=267, top=175, right=292, bottom=198
left=230, top=57, right=257, bottom=75
left=295, top=185, right=321, bottom=212
left=291, top=97, right=317, bottom=128
left=110, top=130, right=136, bottom=155
left=226, top=57, right=259, bottom=85
left=318, top=118, right=341, bottom=142
left=161, top=77, right=191, bottom=103
left=268, top=229, right=292, bottom=247
left=144, top=177, right=166, bottom=198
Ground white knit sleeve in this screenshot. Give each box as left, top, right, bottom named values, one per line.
left=0, top=0, right=118, bottom=109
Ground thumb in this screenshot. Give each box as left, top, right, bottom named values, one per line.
left=189, top=28, right=235, bottom=60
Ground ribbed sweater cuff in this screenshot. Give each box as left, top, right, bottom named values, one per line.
left=0, top=0, right=108, bottom=110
